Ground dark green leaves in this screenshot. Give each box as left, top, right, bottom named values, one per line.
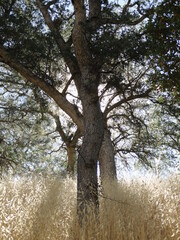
left=145, top=0, right=180, bottom=99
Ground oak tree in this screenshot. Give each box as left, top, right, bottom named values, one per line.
left=0, top=0, right=179, bottom=216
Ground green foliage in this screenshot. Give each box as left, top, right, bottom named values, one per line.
left=0, top=65, right=67, bottom=175
left=145, top=0, right=180, bottom=98
left=0, top=0, right=178, bottom=93
left=0, top=0, right=67, bottom=87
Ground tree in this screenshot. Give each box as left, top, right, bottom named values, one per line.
left=0, top=0, right=179, bottom=217
left=1, top=60, right=178, bottom=178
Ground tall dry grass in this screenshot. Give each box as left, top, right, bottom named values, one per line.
left=0, top=174, right=179, bottom=240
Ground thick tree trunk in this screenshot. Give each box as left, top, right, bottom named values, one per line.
left=99, top=129, right=117, bottom=189
left=67, top=145, right=76, bottom=176
left=72, top=0, right=104, bottom=219
left=77, top=84, right=104, bottom=217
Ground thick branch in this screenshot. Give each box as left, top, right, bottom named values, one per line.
left=72, top=0, right=92, bottom=70
left=0, top=44, right=84, bottom=131
left=36, top=0, right=78, bottom=75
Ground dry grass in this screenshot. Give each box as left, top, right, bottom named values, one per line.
left=0, top=174, right=179, bottom=240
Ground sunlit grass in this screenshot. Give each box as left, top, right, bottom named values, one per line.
left=0, top=174, right=179, bottom=240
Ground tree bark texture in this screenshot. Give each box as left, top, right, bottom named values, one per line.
left=67, top=146, right=76, bottom=175
left=99, top=129, right=117, bottom=192
left=72, top=0, right=104, bottom=215
left=77, top=82, right=104, bottom=216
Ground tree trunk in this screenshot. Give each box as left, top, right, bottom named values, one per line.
left=72, top=0, right=104, bottom=219
left=77, top=84, right=104, bottom=218
left=99, top=129, right=117, bottom=191
left=67, top=145, right=76, bottom=176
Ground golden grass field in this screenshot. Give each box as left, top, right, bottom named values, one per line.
left=0, top=174, right=179, bottom=240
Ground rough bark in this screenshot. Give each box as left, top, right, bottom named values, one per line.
left=67, top=145, right=76, bottom=175
left=72, top=0, right=104, bottom=216
left=99, top=129, right=117, bottom=197
left=77, top=81, right=104, bottom=216
left=99, top=129, right=117, bottom=193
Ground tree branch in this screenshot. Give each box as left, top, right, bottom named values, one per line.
left=72, top=0, right=93, bottom=70
left=0, top=44, right=84, bottom=131
left=36, top=0, right=78, bottom=75
left=53, top=114, right=69, bottom=143
left=104, top=88, right=152, bottom=117
left=48, top=111, right=82, bottom=146
left=62, top=76, right=73, bottom=96
left=101, top=14, right=148, bottom=26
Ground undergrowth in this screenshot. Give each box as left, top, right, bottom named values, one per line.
left=0, top=175, right=179, bottom=240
